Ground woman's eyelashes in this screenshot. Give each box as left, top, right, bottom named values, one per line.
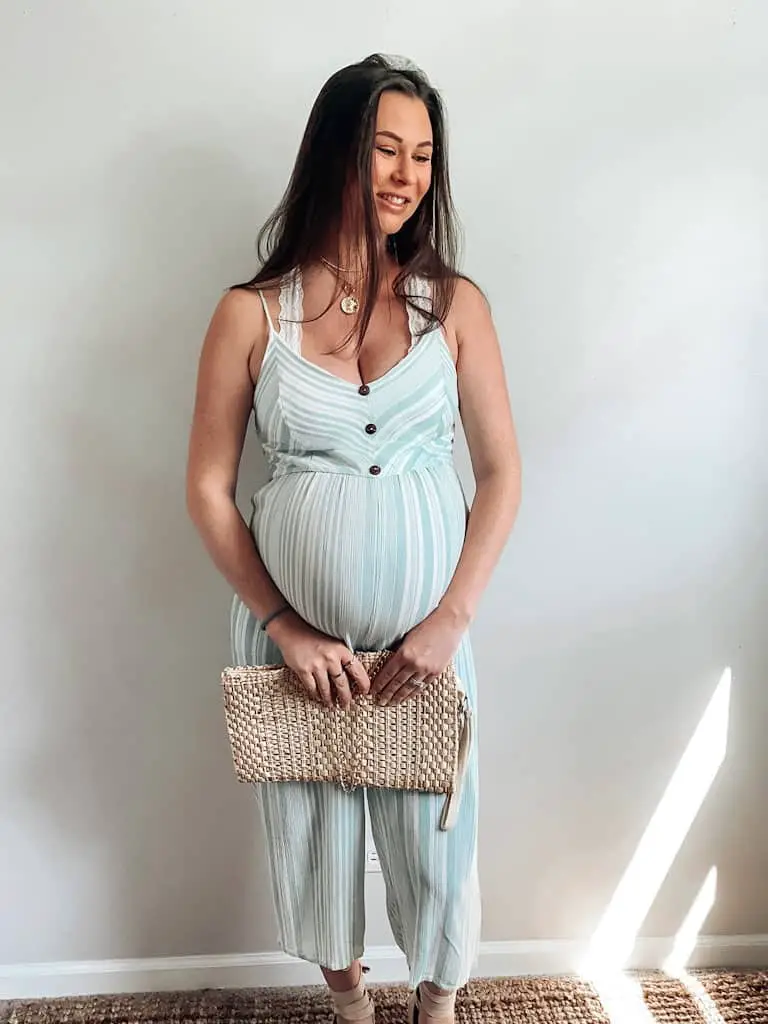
left=376, top=145, right=432, bottom=164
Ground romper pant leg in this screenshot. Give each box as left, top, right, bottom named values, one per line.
left=366, top=637, right=481, bottom=991
left=235, top=597, right=481, bottom=985
left=257, top=780, right=366, bottom=970
left=232, top=595, right=367, bottom=971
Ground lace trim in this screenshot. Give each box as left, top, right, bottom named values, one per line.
left=406, top=274, right=434, bottom=349
left=277, top=269, right=303, bottom=355
left=278, top=268, right=431, bottom=355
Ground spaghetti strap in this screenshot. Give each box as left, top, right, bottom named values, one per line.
left=257, top=290, right=276, bottom=336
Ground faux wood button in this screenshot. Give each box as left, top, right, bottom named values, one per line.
left=365, top=423, right=377, bottom=435
left=358, top=384, right=370, bottom=396
left=369, top=465, right=381, bottom=476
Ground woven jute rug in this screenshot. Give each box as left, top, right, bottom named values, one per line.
left=2, top=971, right=768, bottom=1023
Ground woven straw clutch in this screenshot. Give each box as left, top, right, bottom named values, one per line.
left=221, top=651, right=472, bottom=830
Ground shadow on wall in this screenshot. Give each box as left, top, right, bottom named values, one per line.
left=12, top=130, right=276, bottom=960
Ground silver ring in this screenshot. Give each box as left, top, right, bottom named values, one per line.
left=410, top=678, right=425, bottom=689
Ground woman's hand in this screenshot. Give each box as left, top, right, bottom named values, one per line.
left=370, top=607, right=466, bottom=706
left=266, top=610, right=370, bottom=709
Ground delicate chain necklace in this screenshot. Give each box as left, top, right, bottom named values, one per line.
left=321, top=256, right=360, bottom=316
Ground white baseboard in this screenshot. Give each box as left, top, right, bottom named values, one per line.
left=2, top=935, right=767, bottom=1001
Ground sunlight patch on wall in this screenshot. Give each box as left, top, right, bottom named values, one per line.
left=664, top=866, right=718, bottom=975
left=581, top=667, right=731, bottom=976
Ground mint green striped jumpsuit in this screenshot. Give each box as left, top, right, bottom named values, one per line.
left=230, top=269, right=480, bottom=990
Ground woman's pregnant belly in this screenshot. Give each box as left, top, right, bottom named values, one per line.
left=251, top=463, right=468, bottom=651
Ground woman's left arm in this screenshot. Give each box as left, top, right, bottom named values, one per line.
left=372, top=280, right=522, bottom=703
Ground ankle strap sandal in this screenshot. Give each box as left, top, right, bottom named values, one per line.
left=408, top=984, right=456, bottom=1024
left=330, top=972, right=375, bottom=1024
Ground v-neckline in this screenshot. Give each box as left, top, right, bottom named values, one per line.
left=270, top=323, right=436, bottom=389
left=280, top=266, right=423, bottom=389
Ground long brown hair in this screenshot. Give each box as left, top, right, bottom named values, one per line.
left=232, top=54, right=463, bottom=344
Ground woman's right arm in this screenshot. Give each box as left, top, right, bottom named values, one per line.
left=185, top=288, right=369, bottom=706
left=186, top=289, right=287, bottom=623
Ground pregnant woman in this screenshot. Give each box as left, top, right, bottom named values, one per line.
left=187, top=54, right=521, bottom=1024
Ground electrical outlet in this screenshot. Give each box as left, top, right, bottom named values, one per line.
left=364, top=802, right=380, bottom=872
left=365, top=846, right=381, bottom=872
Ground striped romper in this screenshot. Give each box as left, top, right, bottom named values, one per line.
left=230, top=269, right=481, bottom=990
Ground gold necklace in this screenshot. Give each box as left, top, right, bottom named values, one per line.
left=321, top=257, right=360, bottom=316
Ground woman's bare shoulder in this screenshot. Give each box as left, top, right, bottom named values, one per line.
left=212, top=286, right=268, bottom=337
left=440, top=276, right=492, bottom=355
left=448, top=276, right=490, bottom=320
left=208, top=286, right=276, bottom=381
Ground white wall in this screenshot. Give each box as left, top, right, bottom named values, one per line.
left=1, top=0, right=767, bottom=994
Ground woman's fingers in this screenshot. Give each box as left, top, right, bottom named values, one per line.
left=330, top=665, right=353, bottom=709
left=343, top=655, right=371, bottom=696
left=376, top=666, right=421, bottom=705
left=329, top=652, right=372, bottom=708
left=300, top=650, right=434, bottom=709
left=378, top=666, right=442, bottom=705
left=370, top=649, right=406, bottom=695
left=386, top=677, right=426, bottom=706
left=312, top=668, right=334, bottom=706
left=315, top=650, right=367, bottom=710
left=297, top=670, right=319, bottom=702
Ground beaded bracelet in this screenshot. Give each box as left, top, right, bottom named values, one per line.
left=260, top=603, right=291, bottom=632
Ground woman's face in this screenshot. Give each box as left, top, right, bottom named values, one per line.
left=370, top=90, right=433, bottom=236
